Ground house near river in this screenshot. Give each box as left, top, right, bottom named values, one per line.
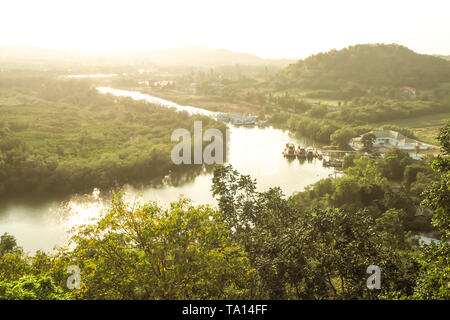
left=400, top=86, right=417, bottom=98
left=351, top=130, right=429, bottom=151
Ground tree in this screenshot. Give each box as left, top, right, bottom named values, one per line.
left=0, top=275, right=70, bottom=300
left=212, top=164, right=413, bottom=299
left=0, top=233, right=22, bottom=256
left=361, top=133, right=376, bottom=150
left=69, top=194, right=252, bottom=299
left=331, top=127, right=356, bottom=149
left=380, top=148, right=412, bottom=180
left=310, top=105, right=328, bottom=118
left=0, top=251, right=30, bottom=282
left=412, top=241, right=450, bottom=299
left=412, top=121, right=450, bottom=299
left=421, top=121, right=450, bottom=238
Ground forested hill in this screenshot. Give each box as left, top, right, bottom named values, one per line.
left=271, top=44, right=450, bottom=90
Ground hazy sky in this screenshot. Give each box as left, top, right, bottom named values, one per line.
left=1, top=0, right=449, bottom=58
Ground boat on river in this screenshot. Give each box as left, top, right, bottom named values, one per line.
left=216, top=113, right=230, bottom=122
left=283, top=143, right=297, bottom=158
left=242, top=114, right=256, bottom=126
left=296, top=146, right=306, bottom=158
left=323, top=157, right=343, bottom=168
left=233, top=118, right=244, bottom=125
left=306, top=147, right=315, bottom=158
left=228, top=113, right=256, bottom=126
left=257, top=120, right=267, bottom=128
left=316, top=150, right=323, bottom=159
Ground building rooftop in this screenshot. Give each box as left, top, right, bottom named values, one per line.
left=367, top=130, right=417, bottom=144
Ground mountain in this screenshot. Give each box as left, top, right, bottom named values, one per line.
left=0, top=45, right=294, bottom=68
left=128, top=46, right=296, bottom=67
left=272, top=44, right=450, bottom=90
left=131, top=46, right=265, bottom=66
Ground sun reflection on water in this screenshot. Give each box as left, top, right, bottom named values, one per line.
left=55, top=189, right=109, bottom=238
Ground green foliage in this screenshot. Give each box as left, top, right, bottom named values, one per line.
left=380, top=148, right=414, bottom=180
left=270, top=93, right=311, bottom=114
left=212, top=164, right=416, bottom=299
left=412, top=242, right=450, bottom=299
left=335, top=100, right=448, bottom=125
left=292, top=151, right=438, bottom=235
left=269, top=112, right=291, bottom=125
left=284, top=115, right=338, bottom=144
left=330, top=127, right=356, bottom=149
left=421, top=122, right=450, bottom=238
left=408, top=122, right=450, bottom=300
left=361, top=133, right=376, bottom=149
left=0, top=233, right=23, bottom=256
left=0, top=275, right=70, bottom=300
left=273, top=44, right=450, bottom=90
left=68, top=194, right=252, bottom=299
left=0, top=75, right=225, bottom=197
left=309, top=105, right=328, bottom=118
left=0, top=252, right=30, bottom=282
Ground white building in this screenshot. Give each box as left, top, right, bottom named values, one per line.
left=351, top=130, right=428, bottom=151
left=400, top=86, right=417, bottom=98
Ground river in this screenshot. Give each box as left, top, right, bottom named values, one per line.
left=0, top=88, right=335, bottom=253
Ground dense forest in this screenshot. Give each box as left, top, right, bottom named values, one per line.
left=0, top=122, right=448, bottom=300
left=0, top=74, right=226, bottom=197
